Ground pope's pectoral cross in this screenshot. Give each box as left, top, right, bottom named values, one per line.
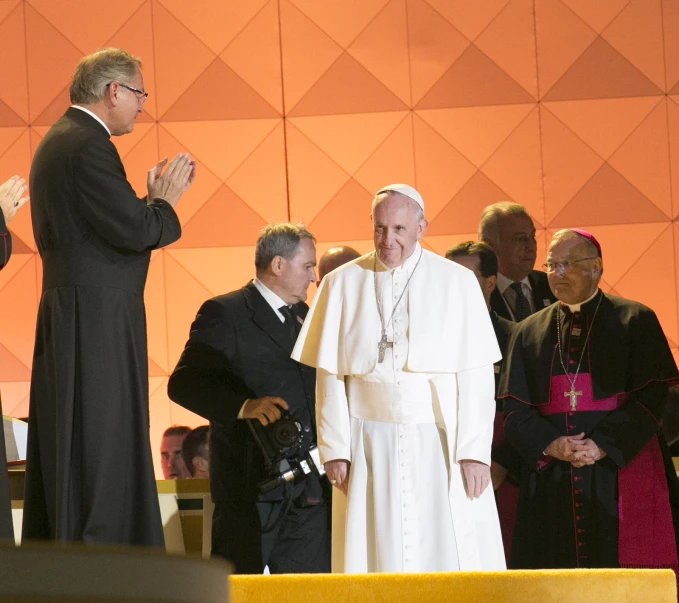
left=564, top=387, right=582, bottom=411
left=378, top=332, right=393, bottom=363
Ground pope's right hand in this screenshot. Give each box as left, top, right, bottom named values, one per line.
left=241, top=396, right=288, bottom=426
left=325, top=459, right=350, bottom=496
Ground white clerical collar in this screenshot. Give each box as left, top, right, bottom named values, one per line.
left=71, top=105, right=112, bottom=136
left=496, top=272, right=532, bottom=295
left=562, top=288, right=600, bottom=313
left=375, top=243, right=422, bottom=273
left=253, top=278, right=288, bottom=323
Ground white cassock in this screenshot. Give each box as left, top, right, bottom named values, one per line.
left=292, top=243, right=505, bottom=573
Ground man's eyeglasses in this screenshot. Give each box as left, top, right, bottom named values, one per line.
left=541, top=257, right=598, bottom=273
left=108, top=82, right=149, bottom=104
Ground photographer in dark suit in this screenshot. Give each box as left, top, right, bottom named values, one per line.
left=168, top=224, right=329, bottom=574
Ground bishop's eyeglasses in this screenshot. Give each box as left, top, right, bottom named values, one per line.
left=541, top=257, right=598, bottom=273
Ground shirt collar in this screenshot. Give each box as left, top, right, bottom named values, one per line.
left=496, top=272, right=532, bottom=295
left=562, top=288, right=600, bottom=313
left=71, top=105, right=111, bottom=136
left=253, top=278, right=289, bottom=321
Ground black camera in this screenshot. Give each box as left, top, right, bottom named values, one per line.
left=247, top=412, right=324, bottom=494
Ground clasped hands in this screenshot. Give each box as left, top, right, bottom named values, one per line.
left=545, top=432, right=606, bottom=468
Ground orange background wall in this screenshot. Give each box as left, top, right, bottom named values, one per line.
left=0, top=0, right=678, bottom=477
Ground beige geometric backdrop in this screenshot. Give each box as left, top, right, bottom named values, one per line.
left=0, top=0, right=678, bottom=476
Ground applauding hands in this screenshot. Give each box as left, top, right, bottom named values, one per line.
left=147, top=153, right=197, bottom=208
left=0, top=176, right=29, bottom=224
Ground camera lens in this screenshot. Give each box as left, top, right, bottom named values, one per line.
left=271, top=419, right=300, bottom=448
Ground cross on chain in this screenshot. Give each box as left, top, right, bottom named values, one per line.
left=564, top=386, right=582, bottom=411
left=377, top=332, right=393, bottom=363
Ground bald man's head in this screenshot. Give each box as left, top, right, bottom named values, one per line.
left=318, top=246, right=361, bottom=284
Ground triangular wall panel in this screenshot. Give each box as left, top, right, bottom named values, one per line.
left=416, top=44, right=535, bottom=109
left=0, top=4, right=29, bottom=123
left=550, top=164, right=669, bottom=227
left=348, top=0, right=411, bottom=106
left=543, top=38, right=664, bottom=101
left=289, top=53, right=409, bottom=116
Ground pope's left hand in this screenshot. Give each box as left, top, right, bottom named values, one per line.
left=460, top=460, right=490, bottom=499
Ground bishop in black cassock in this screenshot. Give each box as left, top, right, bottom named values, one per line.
left=499, top=228, right=679, bottom=572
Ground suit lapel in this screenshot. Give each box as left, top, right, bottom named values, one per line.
left=528, top=270, right=555, bottom=311
left=243, top=283, right=295, bottom=355
left=490, top=288, right=513, bottom=321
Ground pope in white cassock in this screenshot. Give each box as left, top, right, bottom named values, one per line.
left=291, top=184, right=506, bottom=573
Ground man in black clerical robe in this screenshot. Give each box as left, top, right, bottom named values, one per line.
left=24, top=49, right=195, bottom=546
left=447, top=240, right=522, bottom=563
left=499, top=228, right=679, bottom=571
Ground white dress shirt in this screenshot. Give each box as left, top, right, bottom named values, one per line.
left=496, top=272, right=535, bottom=319
left=252, top=277, right=287, bottom=323
left=238, top=278, right=290, bottom=417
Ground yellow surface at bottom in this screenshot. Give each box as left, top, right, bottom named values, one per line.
left=230, top=569, right=676, bottom=603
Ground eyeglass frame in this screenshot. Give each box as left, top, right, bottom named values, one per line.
left=107, top=81, right=149, bottom=104
left=541, top=256, right=599, bottom=273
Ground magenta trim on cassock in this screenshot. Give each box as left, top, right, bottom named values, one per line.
left=618, top=434, right=678, bottom=570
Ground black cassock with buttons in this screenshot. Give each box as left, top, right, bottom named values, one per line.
left=499, top=291, right=679, bottom=570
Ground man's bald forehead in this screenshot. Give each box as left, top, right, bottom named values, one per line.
left=318, top=245, right=361, bottom=281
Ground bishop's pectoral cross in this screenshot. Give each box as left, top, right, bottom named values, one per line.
left=564, top=387, right=582, bottom=411
left=378, top=332, right=393, bottom=363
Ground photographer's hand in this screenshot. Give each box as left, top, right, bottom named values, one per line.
left=242, top=396, right=289, bottom=426
left=324, top=459, right=350, bottom=496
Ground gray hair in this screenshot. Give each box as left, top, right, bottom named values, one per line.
left=70, top=48, right=142, bottom=105
left=254, top=223, right=315, bottom=274
left=371, top=191, right=424, bottom=222
left=478, top=201, right=530, bottom=245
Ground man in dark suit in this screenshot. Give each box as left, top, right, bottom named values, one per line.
left=446, top=240, right=522, bottom=564
left=168, top=223, right=330, bottom=574
left=24, top=48, right=196, bottom=547
left=478, top=202, right=556, bottom=321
